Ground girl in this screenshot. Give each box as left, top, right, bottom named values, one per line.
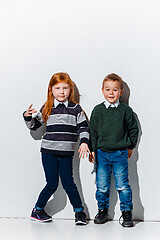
left=23, top=72, right=90, bottom=225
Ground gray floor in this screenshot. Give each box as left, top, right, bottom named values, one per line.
left=0, top=218, right=160, bottom=240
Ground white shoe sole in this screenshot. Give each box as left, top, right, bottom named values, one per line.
left=75, top=220, right=87, bottom=225
left=30, top=216, right=52, bottom=223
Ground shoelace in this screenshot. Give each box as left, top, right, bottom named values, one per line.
left=38, top=209, right=50, bottom=218
left=95, top=210, right=108, bottom=218
left=76, top=212, right=86, bottom=221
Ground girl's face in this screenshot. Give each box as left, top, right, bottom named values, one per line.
left=102, top=80, right=123, bottom=104
left=52, top=82, right=71, bottom=102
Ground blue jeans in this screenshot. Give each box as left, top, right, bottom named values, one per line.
left=35, top=153, right=83, bottom=212
left=96, top=149, right=133, bottom=211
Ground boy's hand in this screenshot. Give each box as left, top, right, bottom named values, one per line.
left=24, top=104, right=37, bottom=117
left=89, top=152, right=95, bottom=163
left=128, top=149, right=133, bottom=159
left=78, top=143, right=90, bottom=159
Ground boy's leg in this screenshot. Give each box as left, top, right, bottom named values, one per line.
left=112, top=150, right=133, bottom=227
left=95, top=149, right=112, bottom=211
left=93, top=150, right=111, bottom=224
left=112, top=150, right=133, bottom=211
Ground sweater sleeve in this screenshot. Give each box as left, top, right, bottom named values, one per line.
left=89, top=107, right=98, bottom=152
left=77, top=106, right=90, bottom=146
left=125, top=107, right=139, bottom=149
left=23, top=109, right=44, bottom=131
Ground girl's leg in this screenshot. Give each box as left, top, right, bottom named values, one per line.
left=35, top=153, right=59, bottom=209
left=59, top=156, right=83, bottom=212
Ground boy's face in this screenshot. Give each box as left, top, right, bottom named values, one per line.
left=102, top=80, right=123, bottom=104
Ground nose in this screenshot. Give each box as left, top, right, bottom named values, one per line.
left=60, top=88, right=64, bottom=94
left=109, top=90, right=113, bottom=95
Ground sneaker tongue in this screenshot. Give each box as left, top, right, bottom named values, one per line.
left=123, top=212, right=132, bottom=221
left=99, top=209, right=107, bottom=213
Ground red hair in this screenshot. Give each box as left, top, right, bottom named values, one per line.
left=42, top=72, right=75, bottom=123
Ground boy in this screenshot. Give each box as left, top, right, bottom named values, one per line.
left=89, top=73, right=139, bottom=227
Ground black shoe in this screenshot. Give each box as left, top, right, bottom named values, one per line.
left=119, top=211, right=134, bottom=227
left=31, top=208, right=52, bottom=222
left=94, top=209, right=109, bottom=224
left=75, top=211, right=87, bottom=225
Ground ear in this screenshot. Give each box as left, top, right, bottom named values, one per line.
left=102, top=87, right=104, bottom=95
left=120, top=88, right=124, bottom=96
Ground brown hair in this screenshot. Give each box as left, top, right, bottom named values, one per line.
left=42, top=72, right=75, bottom=123
left=102, top=73, right=123, bottom=89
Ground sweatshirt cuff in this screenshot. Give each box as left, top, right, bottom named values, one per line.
left=128, top=146, right=134, bottom=150
left=80, top=138, right=89, bottom=146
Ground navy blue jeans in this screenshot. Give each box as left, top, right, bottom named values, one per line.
left=96, top=149, right=133, bottom=211
left=35, top=153, right=83, bottom=212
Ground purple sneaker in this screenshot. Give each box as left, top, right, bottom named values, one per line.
left=31, top=208, right=52, bottom=222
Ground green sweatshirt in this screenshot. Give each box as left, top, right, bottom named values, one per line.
left=89, top=102, right=139, bottom=152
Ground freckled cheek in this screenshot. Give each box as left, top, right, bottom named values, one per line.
left=66, top=90, right=70, bottom=96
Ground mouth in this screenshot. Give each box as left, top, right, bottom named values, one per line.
left=108, top=96, right=115, bottom=99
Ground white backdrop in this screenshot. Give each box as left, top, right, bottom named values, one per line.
left=0, top=0, right=160, bottom=221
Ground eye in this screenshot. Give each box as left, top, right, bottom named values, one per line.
left=105, top=88, right=110, bottom=91
left=113, top=89, right=118, bottom=91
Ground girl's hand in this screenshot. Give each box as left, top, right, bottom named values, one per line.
left=24, top=104, right=37, bottom=117
left=128, top=149, right=133, bottom=159
left=89, top=152, right=95, bottom=163
left=78, top=143, right=90, bottom=159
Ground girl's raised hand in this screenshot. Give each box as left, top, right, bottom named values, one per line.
left=78, top=143, right=90, bottom=159
left=24, top=104, right=37, bottom=117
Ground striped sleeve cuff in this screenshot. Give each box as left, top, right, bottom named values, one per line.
left=23, top=112, right=32, bottom=122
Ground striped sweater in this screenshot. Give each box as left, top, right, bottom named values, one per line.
left=23, top=102, right=90, bottom=156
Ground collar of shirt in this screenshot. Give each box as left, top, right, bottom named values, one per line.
left=54, top=99, right=68, bottom=108
left=104, top=99, right=120, bottom=109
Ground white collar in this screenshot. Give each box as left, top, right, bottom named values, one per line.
left=104, top=99, right=119, bottom=109
left=54, top=99, right=68, bottom=108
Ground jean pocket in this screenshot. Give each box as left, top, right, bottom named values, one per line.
left=119, top=149, right=128, bottom=158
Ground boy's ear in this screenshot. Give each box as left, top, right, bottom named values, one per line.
left=120, top=88, right=124, bottom=96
